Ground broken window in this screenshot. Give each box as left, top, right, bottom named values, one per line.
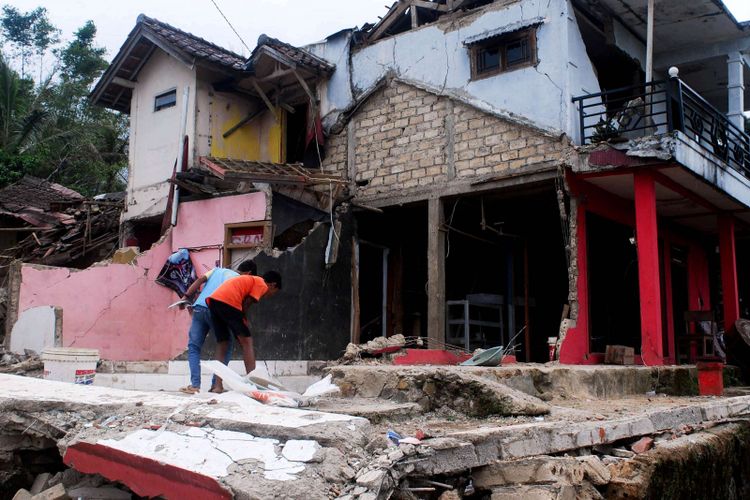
left=154, top=89, right=177, bottom=111
left=470, top=28, right=537, bottom=80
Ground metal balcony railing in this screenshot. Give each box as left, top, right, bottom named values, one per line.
left=572, top=78, right=750, bottom=179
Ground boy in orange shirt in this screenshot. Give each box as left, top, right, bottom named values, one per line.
left=207, top=271, right=281, bottom=392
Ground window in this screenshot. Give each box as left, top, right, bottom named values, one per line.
left=222, top=221, right=272, bottom=265
left=470, top=28, right=537, bottom=80
left=154, top=89, right=177, bottom=111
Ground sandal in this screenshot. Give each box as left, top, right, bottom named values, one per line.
left=208, top=385, right=226, bottom=394
left=179, top=386, right=199, bottom=394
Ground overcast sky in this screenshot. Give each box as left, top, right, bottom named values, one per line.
left=1, top=0, right=389, bottom=59
left=1, top=0, right=750, bottom=60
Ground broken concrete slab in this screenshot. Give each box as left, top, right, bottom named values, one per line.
left=311, top=397, right=423, bottom=422
left=0, top=374, right=371, bottom=499
left=328, top=364, right=713, bottom=402
left=0, top=374, right=369, bottom=447
left=30, top=484, right=66, bottom=500
left=403, top=395, right=750, bottom=475
left=329, top=366, right=549, bottom=416
left=488, top=483, right=603, bottom=500
left=473, top=456, right=588, bottom=488
left=29, top=473, right=52, bottom=495
left=606, top=421, right=750, bottom=499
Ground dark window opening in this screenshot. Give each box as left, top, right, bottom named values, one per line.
left=154, top=89, right=177, bottom=111
left=470, top=28, right=537, bottom=80
left=285, top=103, right=324, bottom=168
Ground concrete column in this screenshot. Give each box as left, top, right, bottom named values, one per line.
left=427, top=197, right=446, bottom=348
left=727, top=52, right=745, bottom=130
left=719, top=215, right=740, bottom=331
left=634, top=171, right=664, bottom=365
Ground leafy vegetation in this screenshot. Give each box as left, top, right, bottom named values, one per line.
left=0, top=6, right=126, bottom=196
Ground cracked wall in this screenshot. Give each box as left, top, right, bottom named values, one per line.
left=250, top=212, right=354, bottom=361
left=12, top=192, right=266, bottom=361
left=346, top=0, right=579, bottom=136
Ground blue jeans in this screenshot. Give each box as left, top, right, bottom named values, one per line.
left=187, top=306, right=232, bottom=388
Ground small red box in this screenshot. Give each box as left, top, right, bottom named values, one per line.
left=696, top=361, right=724, bottom=396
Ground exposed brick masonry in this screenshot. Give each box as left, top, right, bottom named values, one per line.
left=322, top=81, right=565, bottom=199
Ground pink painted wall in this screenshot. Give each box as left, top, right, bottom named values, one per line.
left=16, top=192, right=267, bottom=361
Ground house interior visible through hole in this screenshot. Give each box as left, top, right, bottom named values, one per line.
left=354, top=184, right=569, bottom=362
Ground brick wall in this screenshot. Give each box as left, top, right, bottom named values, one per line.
left=321, top=80, right=565, bottom=198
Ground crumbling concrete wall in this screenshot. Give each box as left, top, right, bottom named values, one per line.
left=10, top=193, right=266, bottom=361
left=323, top=80, right=566, bottom=201
left=251, top=213, right=353, bottom=360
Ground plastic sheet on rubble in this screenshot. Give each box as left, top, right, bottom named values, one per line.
left=202, top=361, right=341, bottom=407
left=301, top=375, right=340, bottom=398
left=202, top=361, right=299, bottom=407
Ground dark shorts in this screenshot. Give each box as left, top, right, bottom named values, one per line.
left=208, top=300, right=251, bottom=342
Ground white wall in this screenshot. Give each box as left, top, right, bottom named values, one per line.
left=125, top=50, right=197, bottom=222
left=338, top=0, right=579, bottom=135
left=306, top=31, right=354, bottom=129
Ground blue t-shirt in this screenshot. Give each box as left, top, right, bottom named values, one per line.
left=193, top=268, right=239, bottom=308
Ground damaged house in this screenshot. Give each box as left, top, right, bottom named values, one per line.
left=4, top=0, right=750, bottom=373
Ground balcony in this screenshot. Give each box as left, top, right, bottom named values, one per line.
left=572, top=78, right=750, bottom=180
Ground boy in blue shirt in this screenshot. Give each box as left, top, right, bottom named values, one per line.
left=179, top=260, right=256, bottom=393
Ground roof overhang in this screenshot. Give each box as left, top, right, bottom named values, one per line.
left=91, top=16, right=249, bottom=114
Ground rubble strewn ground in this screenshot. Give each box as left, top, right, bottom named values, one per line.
left=0, top=347, right=42, bottom=377
left=1, top=363, right=749, bottom=499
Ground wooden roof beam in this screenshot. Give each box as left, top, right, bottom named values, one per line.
left=368, top=1, right=410, bottom=42
left=249, top=79, right=278, bottom=120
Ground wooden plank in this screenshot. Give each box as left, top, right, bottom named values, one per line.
left=351, top=238, right=361, bottom=344
left=249, top=79, right=278, bottom=119
left=411, top=5, right=419, bottom=28
left=411, top=0, right=450, bottom=11
left=368, top=1, right=410, bottom=42
left=222, top=108, right=264, bottom=138
left=112, top=77, right=136, bottom=89
left=427, top=197, right=446, bottom=349
left=292, top=69, right=317, bottom=110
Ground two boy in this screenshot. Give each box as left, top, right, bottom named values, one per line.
left=179, top=260, right=281, bottom=394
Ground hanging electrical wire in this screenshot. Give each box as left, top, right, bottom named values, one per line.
left=208, top=0, right=252, bottom=54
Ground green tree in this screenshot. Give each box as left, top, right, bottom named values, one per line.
left=1, top=6, right=59, bottom=79
left=0, top=14, right=127, bottom=196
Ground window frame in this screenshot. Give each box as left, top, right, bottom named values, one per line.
left=222, top=221, right=273, bottom=265
left=469, top=27, right=538, bottom=81
left=154, top=88, right=177, bottom=112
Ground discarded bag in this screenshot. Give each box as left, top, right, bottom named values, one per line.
left=302, top=374, right=340, bottom=398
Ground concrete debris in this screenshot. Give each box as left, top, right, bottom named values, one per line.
left=0, top=347, right=43, bottom=376
left=630, top=436, right=654, bottom=454
left=330, top=365, right=549, bottom=416
left=342, top=334, right=407, bottom=361
left=28, top=484, right=67, bottom=500
left=2, top=365, right=750, bottom=499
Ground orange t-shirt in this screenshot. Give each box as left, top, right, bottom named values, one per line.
left=207, top=275, right=268, bottom=311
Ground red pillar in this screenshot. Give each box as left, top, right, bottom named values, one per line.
left=634, top=171, right=664, bottom=365
left=719, top=215, right=740, bottom=332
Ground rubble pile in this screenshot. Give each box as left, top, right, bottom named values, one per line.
left=342, top=334, right=410, bottom=362
left=5, top=201, right=123, bottom=268
left=0, top=176, right=124, bottom=269
left=12, top=470, right=135, bottom=500
left=0, top=348, right=42, bottom=376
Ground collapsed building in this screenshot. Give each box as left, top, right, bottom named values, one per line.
left=7, top=0, right=748, bottom=370
left=2, top=1, right=750, bottom=499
